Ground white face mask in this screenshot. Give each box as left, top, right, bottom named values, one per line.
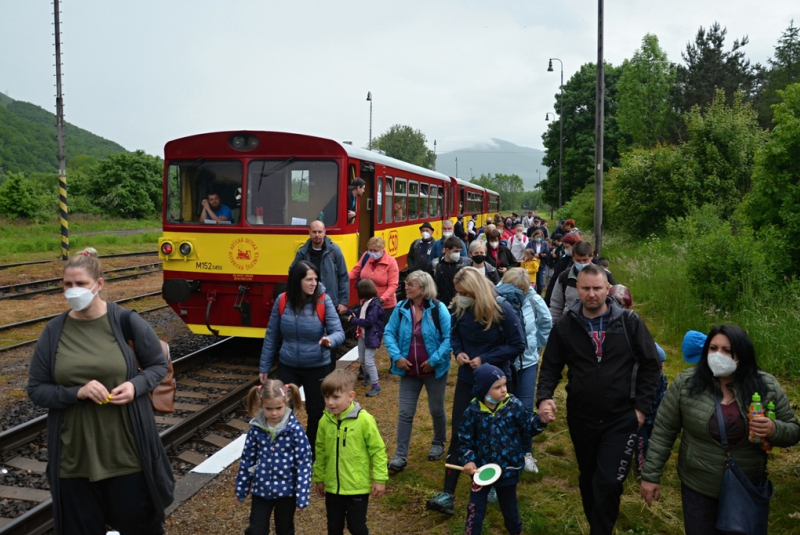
left=707, top=352, right=738, bottom=377
left=421, top=231, right=431, bottom=240
left=442, top=231, right=453, bottom=238
left=449, top=252, right=461, bottom=262
left=489, top=241, right=499, bottom=249
left=64, top=282, right=99, bottom=312
left=457, top=296, right=475, bottom=309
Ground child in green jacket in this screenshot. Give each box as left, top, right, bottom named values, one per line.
left=313, top=369, right=388, bottom=535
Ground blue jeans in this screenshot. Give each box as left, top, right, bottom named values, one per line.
left=535, top=267, right=546, bottom=294
left=465, top=481, right=522, bottom=535
left=395, top=373, right=448, bottom=458
left=513, top=364, right=538, bottom=451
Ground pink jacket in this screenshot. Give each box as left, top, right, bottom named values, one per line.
left=349, top=252, right=399, bottom=309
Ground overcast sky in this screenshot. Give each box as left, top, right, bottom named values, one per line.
left=1, top=1, right=796, bottom=158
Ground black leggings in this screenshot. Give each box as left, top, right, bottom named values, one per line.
left=276, top=362, right=332, bottom=459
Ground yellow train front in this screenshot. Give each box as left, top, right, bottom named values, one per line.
left=158, top=131, right=498, bottom=338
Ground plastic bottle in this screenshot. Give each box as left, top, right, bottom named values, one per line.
left=763, top=401, right=776, bottom=451
left=748, top=392, right=764, bottom=444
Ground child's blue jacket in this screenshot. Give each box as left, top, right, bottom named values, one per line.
left=235, top=410, right=313, bottom=508
left=458, top=394, right=547, bottom=483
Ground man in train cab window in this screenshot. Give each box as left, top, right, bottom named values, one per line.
left=200, top=191, right=233, bottom=223
left=290, top=220, right=350, bottom=314
left=347, top=177, right=367, bottom=222
left=429, top=219, right=467, bottom=272
left=407, top=222, right=436, bottom=273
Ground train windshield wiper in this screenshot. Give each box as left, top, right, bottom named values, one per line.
left=257, top=157, right=297, bottom=191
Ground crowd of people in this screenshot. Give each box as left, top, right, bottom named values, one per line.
left=30, top=209, right=800, bottom=534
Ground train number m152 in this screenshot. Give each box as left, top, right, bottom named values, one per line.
left=195, top=262, right=223, bottom=271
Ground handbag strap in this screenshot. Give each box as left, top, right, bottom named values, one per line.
left=714, top=391, right=731, bottom=451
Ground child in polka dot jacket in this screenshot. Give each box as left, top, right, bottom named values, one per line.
left=235, top=380, right=313, bottom=535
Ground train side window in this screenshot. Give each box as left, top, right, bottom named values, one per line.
left=394, top=178, right=407, bottom=222
left=420, top=183, right=429, bottom=220
left=437, top=186, right=443, bottom=216
left=377, top=178, right=383, bottom=224
left=166, top=161, right=243, bottom=224
left=408, top=181, right=419, bottom=220
left=384, top=177, right=393, bottom=223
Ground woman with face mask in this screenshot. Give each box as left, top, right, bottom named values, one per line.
left=467, top=240, right=500, bottom=285
left=425, top=267, right=526, bottom=517
left=640, top=325, right=799, bottom=535
left=27, top=248, right=174, bottom=535
left=349, top=236, right=399, bottom=314
left=483, top=229, right=518, bottom=277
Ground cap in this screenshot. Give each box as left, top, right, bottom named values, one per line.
left=682, top=330, right=707, bottom=364
left=457, top=214, right=464, bottom=219
left=471, top=364, right=506, bottom=401
left=419, top=222, right=433, bottom=231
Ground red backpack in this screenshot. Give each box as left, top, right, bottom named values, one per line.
left=278, top=292, right=326, bottom=324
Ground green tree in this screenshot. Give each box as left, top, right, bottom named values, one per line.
left=617, top=34, right=677, bottom=147
left=674, top=22, right=757, bottom=117
left=370, top=125, right=436, bottom=169
left=540, top=62, right=628, bottom=207
left=0, top=172, right=41, bottom=219
left=744, top=83, right=800, bottom=269
left=470, top=173, right=525, bottom=211
left=85, top=150, right=163, bottom=218
left=753, top=21, right=800, bottom=128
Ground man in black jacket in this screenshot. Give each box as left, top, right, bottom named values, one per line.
left=406, top=222, right=436, bottom=273
left=536, top=264, right=661, bottom=535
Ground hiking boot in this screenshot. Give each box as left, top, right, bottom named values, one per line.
left=362, top=376, right=371, bottom=387
left=524, top=453, right=539, bottom=474
left=426, top=492, right=454, bottom=515
left=357, top=366, right=365, bottom=381
left=387, top=456, right=407, bottom=472
left=487, top=487, right=498, bottom=503
left=366, top=384, right=381, bottom=397
left=427, top=443, right=445, bottom=461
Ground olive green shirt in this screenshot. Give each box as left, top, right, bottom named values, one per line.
left=54, top=314, right=141, bottom=480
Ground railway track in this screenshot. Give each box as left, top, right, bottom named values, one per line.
left=0, top=337, right=262, bottom=535
left=0, top=263, right=162, bottom=301
left=0, top=251, right=158, bottom=272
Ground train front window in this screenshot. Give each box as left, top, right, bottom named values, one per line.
left=246, top=160, right=338, bottom=226
left=166, top=161, right=243, bottom=224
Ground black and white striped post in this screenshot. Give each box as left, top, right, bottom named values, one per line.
left=54, top=0, right=69, bottom=259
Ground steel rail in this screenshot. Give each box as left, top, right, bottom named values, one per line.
left=0, top=265, right=162, bottom=301
left=0, top=292, right=163, bottom=333
left=0, top=251, right=158, bottom=271
left=0, top=337, right=238, bottom=535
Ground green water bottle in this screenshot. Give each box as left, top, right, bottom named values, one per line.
left=748, top=392, right=763, bottom=444
left=766, top=401, right=776, bottom=420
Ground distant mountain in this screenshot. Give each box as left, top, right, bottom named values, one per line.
left=434, top=138, right=548, bottom=190
left=0, top=92, right=127, bottom=175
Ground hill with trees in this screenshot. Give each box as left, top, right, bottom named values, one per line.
left=0, top=92, right=126, bottom=175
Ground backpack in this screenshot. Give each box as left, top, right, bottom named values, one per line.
left=508, top=234, right=527, bottom=249
left=278, top=292, right=326, bottom=324
left=354, top=252, right=370, bottom=285
left=120, top=309, right=175, bottom=414
left=494, top=283, right=526, bottom=327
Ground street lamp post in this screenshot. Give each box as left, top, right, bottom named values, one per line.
left=547, top=58, right=564, bottom=210
left=366, top=91, right=373, bottom=150
left=594, top=1, right=605, bottom=255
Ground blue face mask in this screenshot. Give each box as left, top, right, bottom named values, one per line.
left=368, top=251, right=383, bottom=261
left=485, top=394, right=500, bottom=405
left=574, top=261, right=590, bottom=271
left=535, top=237, right=542, bottom=243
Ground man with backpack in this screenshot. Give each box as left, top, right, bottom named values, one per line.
left=549, top=241, right=616, bottom=322
left=536, top=264, right=661, bottom=535
left=290, top=221, right=350, bottom=314
left=433, top=237, right=472, bottom=305
left=406, top=222, right=437, bottom=273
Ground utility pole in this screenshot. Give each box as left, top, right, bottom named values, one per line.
left=594, top=0, right=605, bottom=256
left=366, top=92, right=373, bottom=150
left=54, top=0, right=69, bottom=260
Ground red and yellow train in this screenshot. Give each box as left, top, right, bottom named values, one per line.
left=159, top=131, right=500, bottom=338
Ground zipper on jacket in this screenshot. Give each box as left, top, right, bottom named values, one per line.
left=335, top=418, right=342, bottom=495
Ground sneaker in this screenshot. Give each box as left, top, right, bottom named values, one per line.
left=362, top=376, right=371, bottom=387
left=487, top=487, right=498, bottom=503
left=524, top=452, right=539, bottom=474
left=366, top=385, right=381, bottom=397
left=426, top=492, right=455, bottom=515
left=387, top=456, right=407, bottom=472
left=427, top=443, right=445, bottom=461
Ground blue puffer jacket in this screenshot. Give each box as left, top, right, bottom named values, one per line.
left=384, top=299, right=452, bottom=379
left=235, top=410, right=313, bottom=508
left=451, top=299, right=526, bottom=385
left=516, top=288, right=552, bottom=370
left=458, top=394, right=547, bottom=483
left=259, top=292, right=345, bottom=372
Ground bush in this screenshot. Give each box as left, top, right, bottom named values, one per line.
left=0, top=173, right=44, bottom=219
left=85, top=150, right=163, bottom=218
left=668, top=205, right=775, bottom=310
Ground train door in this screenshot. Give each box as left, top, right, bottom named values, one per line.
left=357, top=161, right=375, bottom=256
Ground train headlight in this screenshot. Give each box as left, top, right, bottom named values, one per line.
left=231, top=135, right=245, bottom=149
left=161, top=242, right=174, bottom=256
left=228, top=133, right=259, bottom=151
left=179, top=242, right=193, bottom=256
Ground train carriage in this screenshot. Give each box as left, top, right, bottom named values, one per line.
left=159, top=131, right=497, bottom=338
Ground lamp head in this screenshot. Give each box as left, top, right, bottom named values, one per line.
left=366, top=91, right=372, bottom=101
left=547, top=59, right=554, bottom=72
